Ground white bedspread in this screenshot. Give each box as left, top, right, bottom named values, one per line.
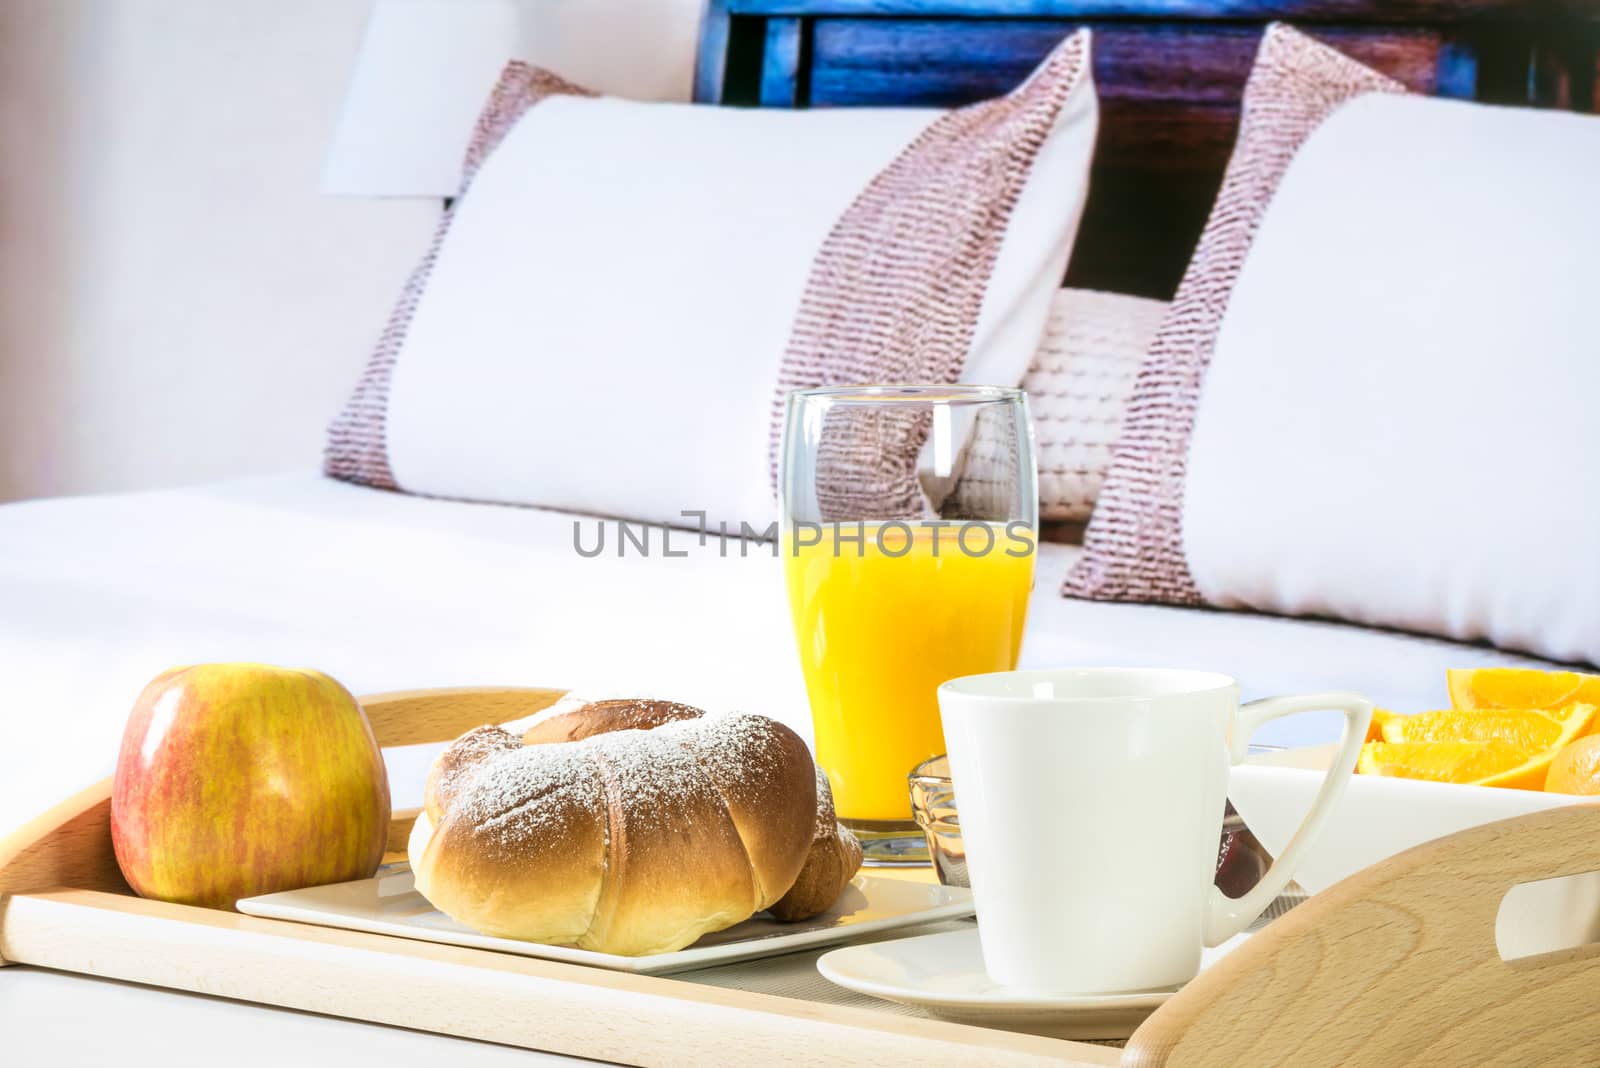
left=0, top=473, right=1556, bottom=838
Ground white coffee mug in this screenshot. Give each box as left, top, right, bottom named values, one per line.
left=937, top=667, right=1370, bottom=995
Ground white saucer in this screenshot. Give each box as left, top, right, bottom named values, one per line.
left=817, top=927, right=1250, bottom=1040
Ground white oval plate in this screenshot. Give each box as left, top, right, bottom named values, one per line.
left=238, top=864, right=973, bottom=975
left=817, top=927, right=1250, bottom=1039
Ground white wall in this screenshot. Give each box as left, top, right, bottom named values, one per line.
left=0, top=0, right=705, bottom=503
left=517, top=0, right=704, bottom=103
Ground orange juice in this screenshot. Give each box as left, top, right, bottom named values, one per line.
left=784, top=522, right=1034, bottom=822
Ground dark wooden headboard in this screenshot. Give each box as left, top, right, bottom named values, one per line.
left=695, top=0, right=1599, bottom=298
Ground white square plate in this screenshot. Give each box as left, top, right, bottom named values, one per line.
left=1231, top=744, right=1592, bottom=892
left=1230, top=747, right=1600, bottom=961
left=238, top=865, right=974, bottom=975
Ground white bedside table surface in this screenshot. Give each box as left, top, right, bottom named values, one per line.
left=3, top=968, right=595, bottom=1066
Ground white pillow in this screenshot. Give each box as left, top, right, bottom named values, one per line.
left=939, top=287, right=1166, bottom=534
left=1024, top=288, right=1166, bottom=524
left=1066, top=24, right=1600, bottom=667
left=327, top=38, right=1098, bottom=530
left=1183, top=91, right=1600, bottom=665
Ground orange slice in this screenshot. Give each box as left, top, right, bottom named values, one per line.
left=1360, top=703, right=1593, bottom=791
left=1380, top=704, right=1597, bottom=751
left=1447, top=668, right=1600, bottom=713
left=1358, top=740, right=1531, bottom=784
left=1546, top=735, right=1600, bottom=796
left=1365, top=708, right=1397, bottom=744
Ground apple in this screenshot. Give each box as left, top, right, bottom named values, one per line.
left=111, top=663, right=390, bottom=908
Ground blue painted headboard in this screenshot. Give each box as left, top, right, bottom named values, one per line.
left=695, top=0, right=1598, bottom=297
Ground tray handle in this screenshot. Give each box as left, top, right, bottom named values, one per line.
left=1123, top=800, right=1600, bottom=1066
left=0, top=780, right=126, bottom=902
left=359, top=686, right=567, bottom=748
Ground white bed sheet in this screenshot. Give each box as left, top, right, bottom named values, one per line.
left=0, top=472, right=1557, bottom=839
left=0, top=472, right=1563, bottom=1063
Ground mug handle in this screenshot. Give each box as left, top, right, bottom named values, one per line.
left=1203, top=692, right=1372, bottom=946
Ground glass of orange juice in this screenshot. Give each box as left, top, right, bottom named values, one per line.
left=780, top=386, right=1036, bottom=864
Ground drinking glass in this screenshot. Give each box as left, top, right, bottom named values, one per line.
left=779, top=385, right=1037, bottom=864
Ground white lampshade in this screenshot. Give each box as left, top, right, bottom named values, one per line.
left=323, top=0, right=519, bottom=197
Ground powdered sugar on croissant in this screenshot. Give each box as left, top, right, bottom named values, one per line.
left=409, top=707, right=817, bottom=956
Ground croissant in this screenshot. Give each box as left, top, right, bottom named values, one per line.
left=521, top=698, right=863, bottom=922
left=768, top=764, right=864, bottom=922
left=409, top=702, right=820, bottom=955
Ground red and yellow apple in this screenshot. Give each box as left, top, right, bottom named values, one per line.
left=111, top=663, right=390, bottom=908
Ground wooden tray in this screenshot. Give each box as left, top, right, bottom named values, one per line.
left=4, top=686, right=1600, bottom=1066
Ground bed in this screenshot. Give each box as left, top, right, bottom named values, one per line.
left=0, top=470, right=1564, bottom=845
left=4, top=1, right=1596, bottom=1064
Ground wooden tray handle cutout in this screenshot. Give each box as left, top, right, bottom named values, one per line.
left=361, top=687, right=568, bottom=858
left=1496, top=870, right=1600, bottom=963
left=358, top=686, right=568, bottom=748
left=1122, top=801, right=1600, bottom=1067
